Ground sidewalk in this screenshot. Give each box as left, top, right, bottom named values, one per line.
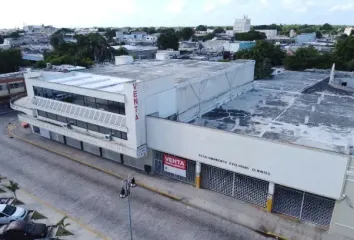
left=0, top=180, right=107, bottom=240
left=11, top=126, right=352, bottom=240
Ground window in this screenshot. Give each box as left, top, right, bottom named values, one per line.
left=10, top=83, right=19, bottom=88
left=76, top=120, right=87, bottom=129
left=99, top=126, right=111, bottom=134
left=87, top=123, right=99, bottom=132
left=66, top=118, right=77, bottom=126
left=2, top=205, right=16, bottom=215
left=47, top=112, right=57, bottom=120
left=57, top=115, right=67, bottom=123
left=0, top=85, right=3, bottom=91
left=33, top=126, right=40, bottom=134
left=37, top=110, right=47, bottom=118
left=121, top=132, right=128, bottom=140
left=112, top=129, right=121, bottom=138
left=33, top=87, right=126, bottom=115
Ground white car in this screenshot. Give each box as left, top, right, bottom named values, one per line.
left=0, top=204, right=28, bottom=224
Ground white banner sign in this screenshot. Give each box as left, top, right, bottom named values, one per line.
left=163, top=154, right=187, bottom=177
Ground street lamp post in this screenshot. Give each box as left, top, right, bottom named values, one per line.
left=120, top=175, right=136, bottom=240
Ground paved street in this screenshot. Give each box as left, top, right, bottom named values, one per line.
left=0, top=112, right=268, bottom=240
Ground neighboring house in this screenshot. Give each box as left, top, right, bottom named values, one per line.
left=233, top=16, right=251, bottom=33
left=257, top=29, right=277, bottom=39
left=3, top=38, right=24, bottom=47
left=225, top=30, right=234, bottom=36
left=0, top=72, right=26, bottom=100
left=143, top=35, right=158, bottom=43
left=112, top=45, right=158, bottom=59
left=295, top=32, right=316, bottom=44
left=344, top=27, right=354, bottom=36
left=201, top=40, right=255, bottom=53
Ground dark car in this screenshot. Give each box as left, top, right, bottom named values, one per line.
left=0, top=220, right=47, bottom=240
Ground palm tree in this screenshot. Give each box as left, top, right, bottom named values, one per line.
left=56, top=216, right=71, bottom=229
left=7, top=180, right=19, bottom=204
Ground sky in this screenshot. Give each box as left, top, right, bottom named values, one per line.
left=1, top=0, right=354, bottom=29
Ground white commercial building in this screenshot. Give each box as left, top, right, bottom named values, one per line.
left=10, top=60, right=354, bottom=239
left=233, top=16, right=251, bottom=33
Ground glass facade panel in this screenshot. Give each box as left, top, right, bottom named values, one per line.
left=33, top=86, right=125, bottom=115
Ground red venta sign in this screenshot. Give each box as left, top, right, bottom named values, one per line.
left=163, top=154, right=187, bottom=177
left=133, top=83, right=139, bottom=120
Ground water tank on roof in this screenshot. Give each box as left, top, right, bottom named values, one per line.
left=115, top=55, right=134, bottom=65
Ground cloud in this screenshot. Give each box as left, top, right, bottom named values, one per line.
left=282, top=0, right=317, bottom=13
left=204, top=2, right=217, bottom=12
left=219, top=0, right=231, bottom=4
left=260, top=0, right=268, bottom=6
left=166, top=0, right=185, bottom=14
left=330, top=2, right=354, bottom=11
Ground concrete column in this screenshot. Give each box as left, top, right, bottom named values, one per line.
left=195, top=161, right=201, bottom=189
left=266, top=182, right=275, bottom=213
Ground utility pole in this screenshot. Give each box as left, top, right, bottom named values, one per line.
left=120, top=175, right=136, bottom=240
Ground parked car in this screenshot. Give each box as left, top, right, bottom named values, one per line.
left=0, top=220, right=47, bottom=240
left=0, top=204, right=28, bottom=224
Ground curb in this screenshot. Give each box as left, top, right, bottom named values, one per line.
left=9, top=131, right=182, bottom=202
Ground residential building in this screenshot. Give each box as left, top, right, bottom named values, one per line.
left=233, top=16, right=251, bottom=33
left=295, top=32, right=316, bottom=44
left=0, top=72, right=26, bottom=100
left=225, top=30, right=234, bottom=36
left=289, top=29, right=297, bottom=38
left=257, top=29, right=277, bottom=39
left=201, top=40, right=255, bottom=53
left=344, top=27, right=354, bottom=36
left=112, top=45, right=158, bottom=59
left=12, top=60, right=354, bottom=240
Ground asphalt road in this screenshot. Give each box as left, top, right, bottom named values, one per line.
left=0, top=112, right=268, bottom=240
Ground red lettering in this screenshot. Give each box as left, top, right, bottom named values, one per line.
left=133, top=91, right=137, bottom=98
left=134, top=98, right=138, bottom=105
left=134, top=106, right=138, bottom=112
left=133, top=83, right=137, bottom=90
left=135, top=114, right=139, bottom=120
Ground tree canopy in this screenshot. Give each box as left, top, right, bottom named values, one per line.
left=234, top=40, right=284, bottom=79
left=45, top=32, right=118, bottom=68
left=213, top=27, right=225, bottom=34
left=284, top=36, right=354, bottom=71
left=234, top=30, right=266, bottom=41
left=180, top=27, right=194, bottom=41
left=0, top=49, right=22, bottom=74
left=157, top=32, right=179, bottom=50
left=196, top=25, right=207, bottom=31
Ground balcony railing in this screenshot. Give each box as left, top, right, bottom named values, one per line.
left=31, top=97, right=127, bottom=131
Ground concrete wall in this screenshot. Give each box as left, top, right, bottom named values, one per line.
left=176, top=61, right=255, bottom=122
left=146, top=116, right=348, bottom=199
left=331, top=156, right=354, bottom=238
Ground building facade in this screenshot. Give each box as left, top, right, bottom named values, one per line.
left=10, top=60, right=354, bottom=239
left=233, top=16, right=251, bottom=33
left=257, top=29, right=277, bottom=39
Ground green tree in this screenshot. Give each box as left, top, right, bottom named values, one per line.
left=235, top=30, right=266, bottom=41
left=35, top=60, right=46, bottom=69
left=180, top=27, right=194, bottom=40
left=56, top=216, right=71, bottom=229
left=316, top=31, right=323, bottom=39
left=226, top=26, right=233, bottom=30
left=146, top=27, right=156, bottom=34
left=334, top=36, right=354, bottom=69
left=234, top=40, right=285, bottom=79
left=114, top=47, right=128, bottom=56
left=321, top=23, right=333, bottom=31
left=284, top=46, right=320, bottom=70
left=0, top=49, right=22, bottom=74
left=157, top=28, right=175, bottom=35
left=196, top=25, right=207, bottom=31
left=213, top=27, right=225, bottom=34
left=157, top=32, right=179, bottom=50
left=7, top=180, right=19, bottom=204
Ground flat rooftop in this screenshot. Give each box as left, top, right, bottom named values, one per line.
left=41, top=59, right=252, bottom=93
left=84, top=59, right=251, bottom=83
left=190, top=71, right=354, bottom=154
